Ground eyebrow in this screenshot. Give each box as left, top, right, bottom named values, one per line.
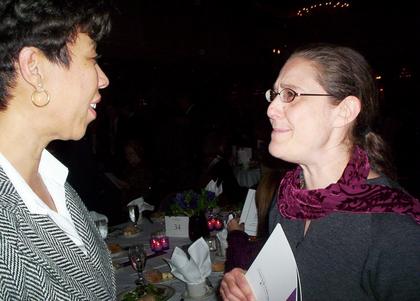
left=274, top=83, right=300, bottom=91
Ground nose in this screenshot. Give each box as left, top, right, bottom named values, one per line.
left=96, top=64, right=109, bottom=89
left=267, top=97, right=286, bottom=119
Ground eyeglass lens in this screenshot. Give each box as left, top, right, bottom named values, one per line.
left=265, top=89, right=295, bottom=103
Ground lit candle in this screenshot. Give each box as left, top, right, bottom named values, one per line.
left=160, top=236, right=169, bottom=250
left=150, top=238, right=162, bottom=252
left=214, top=218, right=223, bottom=230
left=207, top=218, right=215, bottom=231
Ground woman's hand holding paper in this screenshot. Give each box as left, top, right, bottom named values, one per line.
left=220, top=268, right=256, bottom=301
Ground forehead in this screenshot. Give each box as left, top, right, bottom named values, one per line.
left=276, top=57, right=322, bottom=90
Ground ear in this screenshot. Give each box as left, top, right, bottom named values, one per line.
left=333, top=95, right=361, bottom=128
left=17, top=47, right=45, bottom=89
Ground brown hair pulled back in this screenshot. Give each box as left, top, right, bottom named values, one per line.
left=290, top=44, right=395, bottom=179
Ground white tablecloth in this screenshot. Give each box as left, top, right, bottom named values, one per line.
left=107, top=219, right=223, bottom=300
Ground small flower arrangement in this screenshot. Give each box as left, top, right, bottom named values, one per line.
left=168, top=189, right=218, bottom=217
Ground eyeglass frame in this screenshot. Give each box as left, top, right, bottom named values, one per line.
left=265, top=88, right=333, bottom=103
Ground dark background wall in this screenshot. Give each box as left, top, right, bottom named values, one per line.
left=52, top=0, right=419, bottom=221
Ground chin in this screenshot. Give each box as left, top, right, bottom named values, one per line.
left=66, top=127, right=87, bottom=141
left=53, top=119, right=89, bottom=141
left=268, top=142, right=296, bottom=163
left=268, top=142, right=285, bottom=159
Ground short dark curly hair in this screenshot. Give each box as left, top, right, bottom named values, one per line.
left=0, top=0, right=112, bottom=110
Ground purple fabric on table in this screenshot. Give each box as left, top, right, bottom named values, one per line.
left=278, top=146, right=420, bottom=223
left=225, top=230, right=265, bottom=272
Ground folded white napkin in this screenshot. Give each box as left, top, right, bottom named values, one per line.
left=166, top=238, right=212, bottom=284
left=205, top=179, right=223, bottom=197
left=127, top=197, right=155, bottom=224
left=89, top=211, right=108, bottom=223
left=127, top=196, right=154, bottom=211
left=127, top=197, right=154, bottom=212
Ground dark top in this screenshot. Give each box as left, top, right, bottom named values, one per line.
left=268, top=176, right=420, bottom=300
left=225, top=230, right=265, bottom=272
left=226, top=176, right=420, bottom=300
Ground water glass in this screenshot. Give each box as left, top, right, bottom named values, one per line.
left=95, top=219, right=108, bottom=239
left=206, top=236, right=217, bottom=262
left=187, top=281, right=208, bottom=298
left=128, top=205, right=141, bottom=225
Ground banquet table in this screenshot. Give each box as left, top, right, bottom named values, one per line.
left=107, top=219, right=224, bottom=300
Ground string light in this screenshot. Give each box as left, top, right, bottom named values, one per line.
left=296, top=1, right=350, bottom=17
left=399, top=67, right=412, bottom=79
left=272, top=48, right=282, bottom=55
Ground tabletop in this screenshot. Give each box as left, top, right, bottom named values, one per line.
left=106, top=219, right=224, bottom=300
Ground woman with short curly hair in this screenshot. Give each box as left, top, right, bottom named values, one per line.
left=0, top=0, right=114, bottom=299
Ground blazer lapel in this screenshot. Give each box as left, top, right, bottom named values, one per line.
left=64, top=184, right=115, bottom=297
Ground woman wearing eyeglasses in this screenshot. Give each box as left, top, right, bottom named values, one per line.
left=220, top=44, right=420, bottom=301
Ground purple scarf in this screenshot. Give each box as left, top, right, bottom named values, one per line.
left=277, top=146, right=420, bottom=224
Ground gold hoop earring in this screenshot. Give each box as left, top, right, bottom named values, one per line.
left=31, top=83, right=50, bottom=108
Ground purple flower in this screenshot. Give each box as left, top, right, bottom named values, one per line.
left=206, top=191, right=216, bottom=200
left=169, top=189, right=219, bottom=216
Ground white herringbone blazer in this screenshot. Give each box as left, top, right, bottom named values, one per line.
left=0, top=167, right=116, bottom=300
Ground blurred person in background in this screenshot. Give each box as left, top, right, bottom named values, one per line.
left=199, top=131, right=247, bottom=207
left=224, top=169, right=283, bottom=272
left=120, top=139, right=153, bottom=202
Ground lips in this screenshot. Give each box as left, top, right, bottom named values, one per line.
left=88, top=97, right=101, bottom=119
left=272, top=127, right=291, bottom=133
left=89, top=96, right=101, bottom=110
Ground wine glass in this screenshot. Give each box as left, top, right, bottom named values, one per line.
left=128, top=244, right=147, bottom=286
left=128, top=205, right=142, bottom=226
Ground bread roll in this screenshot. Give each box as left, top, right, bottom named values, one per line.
left=212, top=261, right=225, bottom=272
left=123, top=225, right=139, bottom=237
left=107, top=243, right=122, bottom=253
left=144, top=270, right=163, bottom=283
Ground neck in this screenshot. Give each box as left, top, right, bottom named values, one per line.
left=0, top=110, right=49, bottom=182
left=0, top=111, right=57, bottom=211
left=300, top=145, right=352, bottom=190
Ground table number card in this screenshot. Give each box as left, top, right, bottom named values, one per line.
left=245, top=223, right=301, bottom=301
left=165, top=216, right=189, bottom=238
